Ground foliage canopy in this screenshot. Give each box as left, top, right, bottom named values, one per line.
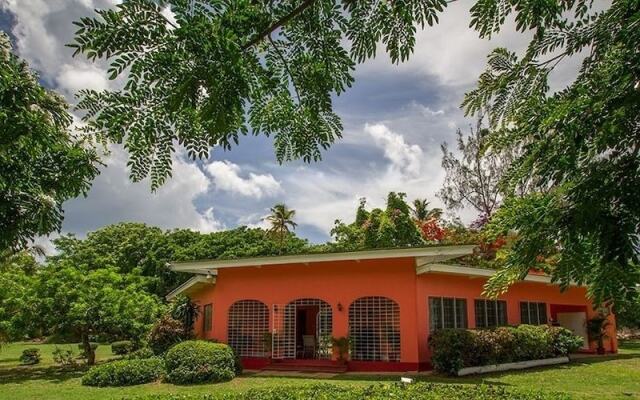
left=0, top=33, right=100, bottom=251
left=462, top=0, right=640, bottom=304
left=70, top=0, right=448, bottom=189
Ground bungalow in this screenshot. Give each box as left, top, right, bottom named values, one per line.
left=167, top=245, right=617, bottom=372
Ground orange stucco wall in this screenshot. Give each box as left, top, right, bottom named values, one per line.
left=188, top=257, right=617, bottom=368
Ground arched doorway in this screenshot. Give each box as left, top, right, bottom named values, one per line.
left=227, top=300, right=270, bottom=357
left=349, top=296, right=400, bottom=362
left=272, top=298, right=333, bottom=359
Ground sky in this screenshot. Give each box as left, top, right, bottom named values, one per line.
left=0, top=0, right=584, bottom=249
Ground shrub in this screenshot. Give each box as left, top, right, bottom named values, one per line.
left=19, top=348, right=41, bottom=365
left=81, top=357, right=165, bottom=387
left=164, top=340, right=235, bottom=384
left=430, top=324, right=583, bottom=375
left=549, top=326, right=584, bottom=356
left=428, top=329, right=476, bottom=375
left=148, top=315, right=190, bottom=355
left=111, top=340, right=135, bottom=355
left=125, top=347, right=154, bottom=360
left=130, top=383, right=570, bottom=400
left=52, top=347, right=76, bottom=366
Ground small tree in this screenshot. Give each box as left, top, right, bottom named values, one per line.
left=438, top=116, right=512, bottom=224
left=35, top=263, right=162, bottom=365
left=265, top=204, right=298, bottom=250
left=170, top=295, right=200, bottom=335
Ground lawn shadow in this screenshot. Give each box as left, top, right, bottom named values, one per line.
left=0, top=365, right=87, bottom=384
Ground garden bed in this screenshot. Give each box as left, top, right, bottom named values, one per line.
left=457, top=356, right=569, bottom=376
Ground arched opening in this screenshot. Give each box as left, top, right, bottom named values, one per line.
left=227, top=300, right=269, bottom=357
left=349, top=296, right=400, bottom=362
left=272, top=298, right=333, bottom=359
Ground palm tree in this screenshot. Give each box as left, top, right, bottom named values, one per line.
left=411, top=199, right=443, bottom=222
left=265, top=203, right=298, bottom=249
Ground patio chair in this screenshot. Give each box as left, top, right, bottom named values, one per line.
left=302, top=335, right=316, bottom=358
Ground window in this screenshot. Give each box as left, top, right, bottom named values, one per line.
left=520, top=302, right=547, bottom=325
left=228, top=300, right=269, bottom=357
left=429, top=297, right=467, bottom=331
left=349, top=296, right=400, bottom=362
left=203, top=304, right=213, bottom=332
left=475, top=299, right=508, bottom=328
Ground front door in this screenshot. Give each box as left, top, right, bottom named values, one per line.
left=557, top=312, right=589, bottom=349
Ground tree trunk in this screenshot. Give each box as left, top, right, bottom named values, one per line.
left=81, top=331, right=96, bottom=365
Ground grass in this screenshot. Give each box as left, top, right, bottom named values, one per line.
left=0, top=341, right=638, bottom=400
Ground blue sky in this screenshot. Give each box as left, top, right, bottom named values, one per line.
left=1, top=0, right=581, bottom=248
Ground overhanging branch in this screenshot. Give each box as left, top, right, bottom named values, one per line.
left=241, top=0, right=318, bottom=50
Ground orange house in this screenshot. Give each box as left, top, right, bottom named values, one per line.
left=167, top=246, right=617, bottom=372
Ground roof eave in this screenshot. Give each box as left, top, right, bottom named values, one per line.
left=169, top=245, right=475, bottom=273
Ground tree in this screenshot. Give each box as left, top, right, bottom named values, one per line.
left=34, top=263, right=163, bottom=365
left=170, top=295, right=200, bottom=335
left=265, top=203, right=298, bottom=248
left=48, top=222, right=310, bottom=297
left=438, top=115, right=511, bottom=225
left=331, top=193, right=424, bottom=250
left=462, top=0, right=640, bottom=304
left=410, top=199, right=445, bottom=243
left=0, top=32, right=100, bottom=251
left=69, top=0, right=448, bottom=189
left=411, top=199, right=443, bottom=222
left=0, top=258, right=37, bottom=341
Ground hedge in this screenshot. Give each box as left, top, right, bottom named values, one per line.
left=429, top=325, right=584, bottom=375
left=164, top=340, right=236, bottom=384
left=81, top=358, right=165, bottom=387
left=111, top=340, right=135, bottom=355
left=125, top=347, right=155, bottom=360
left=130, top=383, right=570, bottom=400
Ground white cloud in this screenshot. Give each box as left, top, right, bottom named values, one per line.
left=356, top=2, right=531, bottom=87
left=283, top=123, right=471, bottom=234
left=205, top=161, right=282, bottom=199
left=414, top=104, right=445, bottom=117
left=61, top=147, right=223, bottom=234
left=56, top=63, right=110, bottom=95
left=365, top=123, right=423, bottom=177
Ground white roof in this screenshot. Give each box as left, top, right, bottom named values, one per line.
left=169, top=245, right=476, bottom=274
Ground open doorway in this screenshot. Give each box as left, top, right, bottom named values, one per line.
left=296, top=305, right=319, bottom=359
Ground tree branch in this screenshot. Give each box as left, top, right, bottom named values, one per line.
left=267, top=34, right=301, bottom=103
left=242, top=0, right=318, bottom=51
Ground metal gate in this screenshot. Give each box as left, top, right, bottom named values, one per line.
left=271, top=303, right=295, bottom=359
left=271, top=299, right=333, bottom=360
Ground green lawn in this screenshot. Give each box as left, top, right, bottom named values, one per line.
left=0, top=341, right=638, bottom=400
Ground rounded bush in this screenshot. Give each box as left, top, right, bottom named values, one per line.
left=81, top=357, right=165, bottom=387
left=111, top=340, right=134, bottom=355
left=428, top=329, right=476, bottom=375
left=125, top=347, right=154, bottom=360
left=549, top=326, right=584, bottom=356
left=164, top=340, right=235, bottom=384
left=19, top=348, right=41, bottom=365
